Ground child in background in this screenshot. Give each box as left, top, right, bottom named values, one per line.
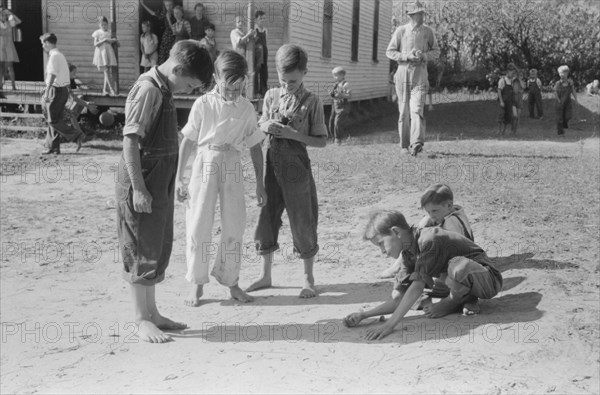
left=497, top=63, right=517, bottom=136
left=230, top=15, right=254, bottom=56
left=586, top=79, right=599, bottom=96
left=554, top=65, right=578, bottom=136
left=92, top=16, right=118, bottom=96
left=176, top=51, right=267, bottom=307
left=328, top=66, right=351, bottom=144
left=344, top=210, right=502, bottom=340
left=115, top=40, right=213, bottom=343
left=246, top=44, right=328, bottom=299
left=526, top=68, right=543, bottom=119
left=199, top=23, right=218, bottom=63
left=253, top=10, right=269, bottom=98
left=140, top=20, right=158, bottom=72
left=69, top=64, right=88, bottom=90
left=511, top=69, right=524, bottom=134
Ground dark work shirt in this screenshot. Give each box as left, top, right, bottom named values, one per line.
left=190, top=17, right=210, bottom=41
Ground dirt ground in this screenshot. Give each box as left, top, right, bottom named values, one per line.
left=1, top=95, right=599, bottom=394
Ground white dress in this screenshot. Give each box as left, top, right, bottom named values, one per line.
left=92, top=29, right=117, bottom=69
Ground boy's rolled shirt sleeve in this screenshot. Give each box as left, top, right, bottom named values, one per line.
left=181, top=99, right=203, bottom=142
left=258, top=89, right=276, bottom=128
left=308, top=97, right=328, bottom=137
left=243, top=103, right=265, bottom=148
left=411, top=239, right=439, bottom=288
left=123, top=83, right=162, bottom=138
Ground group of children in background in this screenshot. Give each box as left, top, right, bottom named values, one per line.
left=496, top=63, right=583, bottom=136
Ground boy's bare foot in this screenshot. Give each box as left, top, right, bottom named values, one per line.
left=299, top=281, right=318, bottom=298
left=230, top=285, right=254, bottom=303
left=184, top=284, right=203, bottom=307
left=152, top=314, right=188, bottom=330
left=342, top=312, right=364, bottom=327
left=422, top=296, right=463, bottom=318
left=245, top=276, right=272, bottom=292
left=462, top=296, right=480, bottom=316
left=135, top=320, right=172, bottom=343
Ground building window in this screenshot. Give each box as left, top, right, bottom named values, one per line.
left=322, top=0, right=333, bottom=58
left=351, top=0, right=360, bottom=61
left=372, top=0, right=379, bottom=62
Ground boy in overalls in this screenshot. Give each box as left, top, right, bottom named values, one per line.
left=246, top=44, right=328, bottom=298
left=526, top=68, right=543, bottom=119
left=115, top=41, right=213, bottom=343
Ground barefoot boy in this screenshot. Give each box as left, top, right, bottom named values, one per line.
left=344, top=210, right=502, bottom=341
left=176, top=51, right=267, bottom=307
left=115, top=40, right=213, bottom=343
left=380, top=183, right=473, bottom=282
left=246, top=44, right=327, bottom=298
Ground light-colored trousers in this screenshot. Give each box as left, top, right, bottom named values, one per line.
left=394, top=64, right=428, bottom=149
left=185, top=148, right=245, bottom=287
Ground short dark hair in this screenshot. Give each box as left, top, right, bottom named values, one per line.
left=169, top=40, right=214, bottom=84
left=68, top=63, right=77, bottom=72
left=214, top=50, right=247, bottom=85
left=420, top=184, right=454, bottom=207
left=363, top=210, right=410, bottom=240
left=205, top=23, right=215, bottom=31
left=276, top=44, right=308, bottom=73
left=194, top=3, right=204, bottom=10
left=98, top=16, right=108, bottom=24
left=39, top=33, right=57, bottom=45
left=255, top=10, right=265, bottom=19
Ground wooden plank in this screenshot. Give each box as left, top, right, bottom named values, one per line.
left=0, top=113, right=45, bottom=119
left=0, top=125, right=47, bottom=132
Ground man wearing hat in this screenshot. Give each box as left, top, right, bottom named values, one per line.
left=387, top=1, right=439, bottom=156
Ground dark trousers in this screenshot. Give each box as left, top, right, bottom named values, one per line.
left=43, top=86, right=81, bottom=151
left=255, top=139, right=319, bottom=259
left=528, top=91, right=543, bottom=118
left=254, top=63, right=268, bottom=97
left=328, top=102, right=349, bottom=140
left=116, top=153, right=178, bottom=285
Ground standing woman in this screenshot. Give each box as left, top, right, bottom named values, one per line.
left=172, top=6, right=191, bottom=43
left=140, top=0, right=176, bottom=65
left=0, top=7, right=21, bottom=93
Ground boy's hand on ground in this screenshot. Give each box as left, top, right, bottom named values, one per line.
left=133, top=188, right=153, bottom=213
left=364, top=324, right=394, bottom=341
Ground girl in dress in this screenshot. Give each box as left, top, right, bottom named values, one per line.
left=172, top=6, right=191, bottom=43
left=140, top=20, right=158, bottom=72
left=92, top=16, right=118, bottom=96
left=0, top=7, right=21, bottom=93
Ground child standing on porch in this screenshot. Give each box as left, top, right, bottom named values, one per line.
left=92, top=16, right=118, bottom=96
left=140, top=20, right=158, bottom=72
left=176, top=51, right=267, bottom=307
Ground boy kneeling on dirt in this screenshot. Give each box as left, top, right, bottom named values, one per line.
left=343, top=210, right=502, bottom=340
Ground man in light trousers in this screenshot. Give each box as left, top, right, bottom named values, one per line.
left=387, top=1, right=439, bottom=156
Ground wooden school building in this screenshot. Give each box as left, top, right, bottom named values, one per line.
left=3, top=0, right=392, bottom=107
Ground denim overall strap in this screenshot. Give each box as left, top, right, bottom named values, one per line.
left=137, top=75, right=179, bottom=158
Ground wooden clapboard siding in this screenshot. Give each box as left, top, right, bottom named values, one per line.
left=42, top=0, right=139, bottom=90
left=287, top=0, right=392, bottom=103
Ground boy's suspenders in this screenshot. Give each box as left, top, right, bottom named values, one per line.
left=451, top=213, right=474, bottom=241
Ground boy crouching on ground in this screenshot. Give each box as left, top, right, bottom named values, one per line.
left=344, top=210, right=502, bottom=340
